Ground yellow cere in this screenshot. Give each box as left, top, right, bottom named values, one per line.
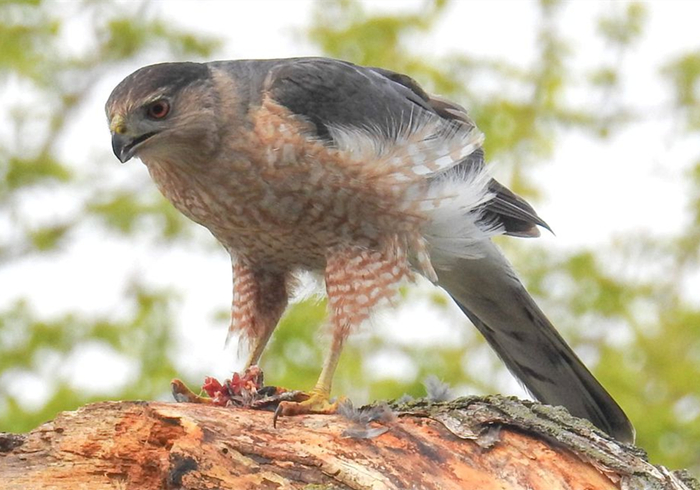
left=110, top=115, right=127, bottom=135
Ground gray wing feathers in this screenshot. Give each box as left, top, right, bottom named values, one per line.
left=259, top=58, right=550, bottom=237
left=435, top=243, right=635, bottom=443
left=264, top=58, right=436, bottom=141
left=486, top=179, right=552, bottom=237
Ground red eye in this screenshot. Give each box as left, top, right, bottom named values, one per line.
left=146, top=100, right=170, bottom=119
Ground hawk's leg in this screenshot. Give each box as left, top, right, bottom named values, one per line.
left=227, top=259, right=289, bottom=368
left=173, top=262, right=287, bottom=406
left=274, top=243, right=409, bottom=421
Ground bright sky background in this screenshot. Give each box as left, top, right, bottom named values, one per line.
left=2, top=1, right=699, bottom=407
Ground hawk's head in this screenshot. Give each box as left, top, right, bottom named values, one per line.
left=106, top=62, right=221, bottom=163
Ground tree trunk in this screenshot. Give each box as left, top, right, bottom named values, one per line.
left=0, top=395, right=696, bottom=490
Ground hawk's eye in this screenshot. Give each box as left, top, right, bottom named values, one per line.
left=146, top=99, right=170, bottom=120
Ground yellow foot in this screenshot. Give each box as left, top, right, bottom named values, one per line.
left=273, top=389, right=342, bottom=427
left=171, top=379, right=213, bottom=404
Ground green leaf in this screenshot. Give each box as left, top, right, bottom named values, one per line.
left=4, top=155, right=72, bottom=189
left=28, top=224, right=70, bottom=251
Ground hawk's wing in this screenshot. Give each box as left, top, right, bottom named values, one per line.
left=261, top=58, right=549, bottom=237
left=256, top=58, right=634, bottom=443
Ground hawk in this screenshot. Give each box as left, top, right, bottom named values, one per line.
left=106, top=57, right=634, bottom=443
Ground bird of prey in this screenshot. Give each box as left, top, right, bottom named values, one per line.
left=106, top=57, right=634, bottom=443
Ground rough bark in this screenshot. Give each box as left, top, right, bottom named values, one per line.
left=0, top=396, right=697, bottom=490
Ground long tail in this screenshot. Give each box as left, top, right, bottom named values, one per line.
left=435, top=242, right=635, bottom=443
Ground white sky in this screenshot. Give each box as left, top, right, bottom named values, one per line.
left=2, top=1, right=699, bottom=407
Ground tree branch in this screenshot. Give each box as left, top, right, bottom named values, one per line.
left=0, top=396, right=697, bottom=490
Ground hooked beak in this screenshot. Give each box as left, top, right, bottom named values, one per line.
left=111, top=131, right=156, bottom=163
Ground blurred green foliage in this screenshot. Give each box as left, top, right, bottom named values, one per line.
left=0, top=0, right=218, bottom=432
left=0, top=0, right=698, bottom=476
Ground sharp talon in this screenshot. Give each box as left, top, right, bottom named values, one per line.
left=273, top=403, right=284, bottom=428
